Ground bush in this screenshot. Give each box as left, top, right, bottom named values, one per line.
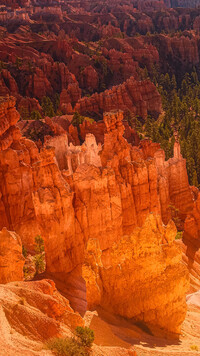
left=46, top=337, right=89, bottom=356
left=175, top=231, right=183, bottom=240
left=190, top=344, right=198, bottom=351
left=34, top=235, right=45, bottom=275
left=71, top=112, right=84, bottom=127
left=19, top=106, right=30, bottom=120
left=46, top=327, right=94, bottom=355
left=30, top=110, right=42, bottom=120
left=22, top=245, right=28, bottom=258
left=75, top=326, right=94, bottom=348
left=34, top=254, right=45, bottom=274
left=35, top=235, right=45, bottom=254
left=23, top=265, right=32, bottom=280
left=41, top=96, right=55, bottom=117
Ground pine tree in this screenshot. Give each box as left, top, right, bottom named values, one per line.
left=41, top=96, right=55, bottom=117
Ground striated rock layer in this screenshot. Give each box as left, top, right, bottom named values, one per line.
left=0, top=279, right=83, bottom=355
left=75, top=77, right=162, bottom=119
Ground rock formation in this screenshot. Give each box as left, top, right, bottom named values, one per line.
left=166, top=0, right=200, bottom=7
left=155, top=141, right=193, bottom=225
left=151, top=33, right=199, bottom=71
left=0, top=97, right=194, bottom=337
left=0, top=279, right=83, bottom=355
left=2, top=1, right=200, bottom=352
left=0, top=227, right=24, bottom=283
left=0, top=99, right=193, bottom=265
left=178, top=191, right=200, bottom=293
left=0, top=96, right=21, bottom=150
left=83, top=214, right=189, bottom=334
left=75, top=77, right=162, bottom=119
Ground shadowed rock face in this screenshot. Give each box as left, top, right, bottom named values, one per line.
left=0, top=227, right=24, bottom=283
left=165, top=0, right=200, bottom=7
left=75, top=77, right=162, bottom=119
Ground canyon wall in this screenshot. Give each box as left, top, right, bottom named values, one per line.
left=0, top=227, right=24, bottom=283
left=75, top=77, right=162, bottom=118
left=0, top=97, right=192, bottom=334
left=83, top=214, right=189, bottom=334
left=0, top=98, right=193, bottom=263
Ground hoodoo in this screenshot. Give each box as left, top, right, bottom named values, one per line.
left=1, top=0, right=200, bottom=354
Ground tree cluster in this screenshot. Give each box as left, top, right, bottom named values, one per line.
left=142, top=67, right=200, bottom=187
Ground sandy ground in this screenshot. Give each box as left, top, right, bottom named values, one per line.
left=0, top=277, right=199, bottom=356
left=84, top=300, right=200, bottom=356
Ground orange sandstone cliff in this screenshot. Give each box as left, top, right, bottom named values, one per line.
left=83, top=214, right=189, bottom=334
left=0, top=97, right=194, bottom=337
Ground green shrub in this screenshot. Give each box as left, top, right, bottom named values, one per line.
left=34, top=254, right=45, bottom=274
left=22, top=245, right=27, bottom=258
left=46, top=327, right=94, bottom=355
left=41, top=96, right=55, bottom=117
left=30, top=110, right=42, bottom=120
left=35, top=235, right=45, bottom=254
left=175, top=231, right=183, bottom=240
left=71, top=112, right=85, bottom=127
left=19, top=106, right=30, bottom=120
left=23, top=265, right=32, bottom=280
left=75, top=326, right=94, bottom=348
left=46, top=337, right=89, bottom=356
left=34, top=235, right=45, bottom=275
left=190, top=344, right=198, bottom=351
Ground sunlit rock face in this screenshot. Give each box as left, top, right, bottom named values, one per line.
left=0, top=279, right=83, bottom=355
left=0, top=97, right=194, bottom=336
left=83, top=214, right=190, bottom=335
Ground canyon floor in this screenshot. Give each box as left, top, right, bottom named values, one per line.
left=83, top=296, right=200, bottom=356
left=1, top=303, right=200, bottom=356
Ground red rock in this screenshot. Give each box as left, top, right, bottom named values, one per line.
left=80, top=120, right=105, bottom=144
left=75, top=77, right=162, bottom=119
left=26, top=67, right=53, bottom=100
left=0, top=96, right=21, bottom=150
left=80, top=65, right=99, bottom=91
left=101, top=23, right=122, bottom=38
left=0, top=227, right=24, bottom=283
left=179, top=235, right=200, bottom=293
left=60, top=89, right=73, bottom=114
left=59, top=84, right=82, bottom=114
left=0, top=279, right=83, bottom=354
left=151, top=33, right=199, bottom=69
left=68, top=124, right=80, bottom=145
left=0, top=100, right=194, bottom=336
left=102, top=48, right=139, bottom=82
left=45, top=117, right=65, bottom=136
left=0, top=70, right=18, bottom=97
left=0, top=101, right=192, bottom=269
left=17, top=97, right=42, bottom=117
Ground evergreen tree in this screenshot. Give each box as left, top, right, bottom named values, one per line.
left=41, top=96, right=55, bottom=117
